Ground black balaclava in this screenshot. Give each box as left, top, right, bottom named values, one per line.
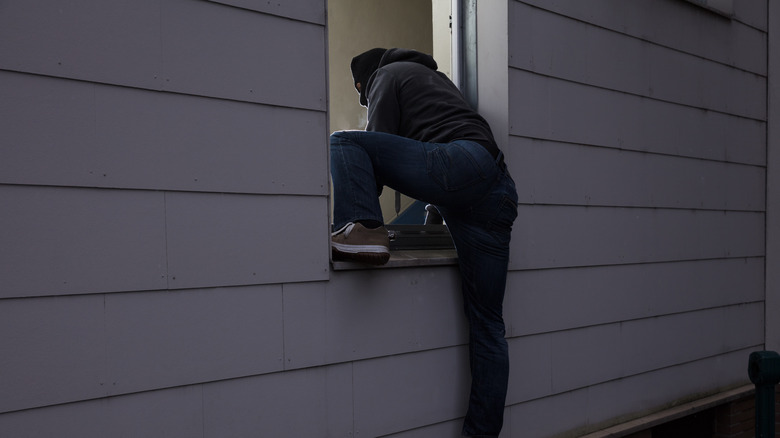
left=350, top=48, right=387, bottom=107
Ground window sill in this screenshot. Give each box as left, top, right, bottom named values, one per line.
left=331, top=249, right=458, bottom=271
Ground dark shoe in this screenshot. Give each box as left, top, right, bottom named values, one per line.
left=331, top=222, right=390, bottom=265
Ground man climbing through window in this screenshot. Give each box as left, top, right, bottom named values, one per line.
left=330, top=47, right=518, bottom=438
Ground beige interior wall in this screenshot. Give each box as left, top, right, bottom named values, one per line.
left=328, top=0, right=433, bottom=132
left=328, top=0, right=438, bottom=222
left=432, top=0, right=452, bottom=79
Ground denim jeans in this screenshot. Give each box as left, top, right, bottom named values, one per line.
left=330, top=130, right=518, bottom=437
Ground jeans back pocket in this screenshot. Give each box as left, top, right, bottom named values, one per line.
left=428, top=143, right=491, bottom=192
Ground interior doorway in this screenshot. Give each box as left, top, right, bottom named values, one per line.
left=327, top=0, right=455, bottom=225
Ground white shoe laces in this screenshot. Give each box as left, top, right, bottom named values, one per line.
left=332, top=222, right=356, bottom=237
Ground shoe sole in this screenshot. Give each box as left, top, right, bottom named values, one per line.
left=332, top=243, right=390, bottom=265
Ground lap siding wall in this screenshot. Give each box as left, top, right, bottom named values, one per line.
left=0, top=0, right=775, bottom=437
left=504, top=0, right=769, bottom=436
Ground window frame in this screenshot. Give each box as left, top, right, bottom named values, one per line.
left=330, top=0, right=509, bottom=269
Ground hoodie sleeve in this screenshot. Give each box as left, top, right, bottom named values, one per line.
left=365, top=69, right=400, bottom=134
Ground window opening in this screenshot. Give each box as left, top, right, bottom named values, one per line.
left=327, top=0, right=467, bottom=251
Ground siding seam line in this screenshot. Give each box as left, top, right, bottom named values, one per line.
left=513, top=0, right=767, bottom=75
left=507, top=66, right=768, bottom=123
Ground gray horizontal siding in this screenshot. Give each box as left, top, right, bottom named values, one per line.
left=201, top=364, right=353, bottom=437
left=0, top=186, right=329, bottom=298
left=505, top=258, right=764, bottom=336
left=0, top=0, right=340, bottom=435
left=378, top=420, right=466, bottom=438
left=0, top=285, right=283, bottom=412
left=283, top=269, right=464, bottom=369
left=164, top=191, right=330, bottom=289
left=1, top=344, right=757, bottom=438
left=105, top=286, right=285, bottom=397
left=0, top=385, right=205, bottom=438
left=0, top=0, right=770, bottom=436
left=0, top=0, right=326, bottom=110
left=0, top=294, right=107, bottom=413
left=505, top=0, right=768, bottom=435
left=0, top=345, right=472, bottom=438
left=509, top=68, right=765, bottom=165
left=0, top=266, right=473, bottom=436
left=0, top=71, right=328, bottom=195
left=353, top=347, right=470, bottom=437
left=511, top=206, right=763, bottom=270
left=508, top=347, right=754, bottom=437
left=733, top=1, right=768, bottom=30
left=510, top=137, right=765, bottom=211
left=507, top=304, right=763, bottom=404
left=0, top=365, right=354, bottom=438
left=207, top=0, right=326, bottom=24
left=0, top=186, right=168, bottom=297
left=0, top=264, right=467, bottom=414
left=520, top=0, right=767, bottom=75
left=510, top=1, right=767, bottom=120
left=158, top=0, right=325, bottom=110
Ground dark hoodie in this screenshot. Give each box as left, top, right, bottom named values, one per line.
left=355, top=48, right=499, bottom=157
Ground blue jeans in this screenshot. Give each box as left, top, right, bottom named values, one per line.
left=330, top=130, right=518, bottom=437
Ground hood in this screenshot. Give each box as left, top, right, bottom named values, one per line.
left=377, top=48, right=438, bottom=71
left=350, top=48, right=387, bottom=107
left=350, top=48, right=438, bottom=107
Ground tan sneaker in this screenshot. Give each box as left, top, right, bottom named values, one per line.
left=331, top=222, right=390, bottom=265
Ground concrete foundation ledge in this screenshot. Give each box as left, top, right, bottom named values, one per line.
left=579, top=384, right=755, bottom=438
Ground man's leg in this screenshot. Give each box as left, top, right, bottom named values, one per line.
left=440, top=171, right=518, bottom=438
left=329, top=131, right=395, bottom=264
left=331, top=130, right=518, bottom=434
left=330, top=131, right=386, bottom=230
left=331, top=132, right=501, bottom=228
left=449, top=217, right=510, bottom=437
